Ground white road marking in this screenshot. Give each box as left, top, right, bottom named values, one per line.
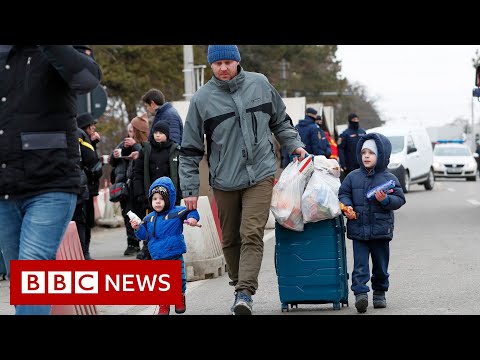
left=467, top=199, right=480, bottom=206
left=447, top=188, right=456, bottom=192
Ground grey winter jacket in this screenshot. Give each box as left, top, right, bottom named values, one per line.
left=179, top=66, right=303, bottom=197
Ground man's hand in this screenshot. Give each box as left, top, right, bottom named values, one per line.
left=184, top=196, right=198, bottom=210
left=292, top=147, right=308, bottom=161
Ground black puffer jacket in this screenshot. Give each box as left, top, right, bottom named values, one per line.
left=0, top=45, right=102, bottom=199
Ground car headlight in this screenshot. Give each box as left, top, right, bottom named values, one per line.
left=465, top=160, right=477, bottom=170
left=387, top=162, right=401, bottom=169
left=433, top=162, right=443, bottom=170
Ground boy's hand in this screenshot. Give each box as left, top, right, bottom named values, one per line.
left=375, top=190, right=387, bottom=202
left=345, top=211, right=356, bottom=220
left=130, top=219, right=140, bottom=230
left=340, top=202, right=357, bottom=220
left=184, top=218, right=201, bottom=227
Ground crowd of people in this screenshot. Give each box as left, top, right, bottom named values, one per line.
left=0, top=44, right=404, bottom=316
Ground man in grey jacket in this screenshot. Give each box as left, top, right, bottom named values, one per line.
left=180, top=45, right=307, bottom=315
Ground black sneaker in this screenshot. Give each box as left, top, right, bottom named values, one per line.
left=84, top=253, right=94, bottom=260
left=0, top=274, right=6, bottom=281
left=124, top=245, right=140, bottom=256
left=373, top=290, right=387, bottom=309
left=355, top=293, right=368, bottom=313
left=136, top=246, right=151, bottom=260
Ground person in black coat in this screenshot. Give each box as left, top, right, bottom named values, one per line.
left=77, top=112, right=104, bottom=260
left=109, top=121, right=144, bottom=256
left=0, top=45, right=101, bottom=315
left=339, top=132, right=406, bottom=313
left=338, top=113, right=366, bottom=180
left=72, top=124, right=98, bottom=260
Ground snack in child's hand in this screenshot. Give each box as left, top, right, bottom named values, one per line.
left=340, top=202, right=357, bottom=219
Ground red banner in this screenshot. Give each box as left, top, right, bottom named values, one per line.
left=10, top=260, right=182, bottom=305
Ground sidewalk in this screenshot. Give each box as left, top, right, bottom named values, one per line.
left=0, top=225, right=275, bottom=315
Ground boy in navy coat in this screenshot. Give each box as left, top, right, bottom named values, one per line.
left=338, top=133, right=406, bottom=313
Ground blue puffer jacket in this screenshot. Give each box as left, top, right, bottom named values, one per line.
left=134, top=176, right=199, bottom=259
left=338, top=132, right=406, bottom=241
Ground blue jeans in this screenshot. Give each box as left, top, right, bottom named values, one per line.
left=0, top=192, right=77, bottom=315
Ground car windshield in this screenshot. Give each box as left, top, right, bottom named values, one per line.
left=388, top=136, right=404, bottom=154
left=434, top=146, right=471, bottom=156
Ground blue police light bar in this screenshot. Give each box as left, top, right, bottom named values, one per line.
left=436, top=139, right=465, bottom=144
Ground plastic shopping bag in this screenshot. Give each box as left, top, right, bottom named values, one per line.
left=271, top=155, right=314, bottom=231
left=301, top=156, right=341, bottom=223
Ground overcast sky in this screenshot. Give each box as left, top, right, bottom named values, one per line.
left=336, top=45, right=480, bottom=129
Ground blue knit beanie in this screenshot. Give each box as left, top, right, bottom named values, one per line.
left=207, top=45, right=241, bottom=64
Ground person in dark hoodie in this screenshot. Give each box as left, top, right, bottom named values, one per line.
left=338, top=132, right=406, bottom=314
left=338, top=112, right=366, bottom=180
left=133, top=121, right=181, bottom=260
left=295, top=107, right=331, bottom=158
left=0, top=45, right=102, bottom=315
left=130, top=176, right=200, bottom=315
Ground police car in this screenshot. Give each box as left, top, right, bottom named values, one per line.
left=432, top=140, right=478, bottom=181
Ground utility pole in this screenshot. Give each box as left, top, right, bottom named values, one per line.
left=280, top=58, right=288, bottom=98
left=183, top=45, right=195, bottom=101
left=472, top=95, right=475, bottom=151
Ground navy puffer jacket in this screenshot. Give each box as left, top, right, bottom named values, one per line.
left=338, top=132, right=406, bottom=241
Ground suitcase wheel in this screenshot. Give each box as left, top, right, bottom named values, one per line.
left=333, top=302, right=341, bottom=310
left=281, top=303, right=289, bottom=312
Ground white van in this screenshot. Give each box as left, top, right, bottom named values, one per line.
left=366, top=126, right=434, bottom=193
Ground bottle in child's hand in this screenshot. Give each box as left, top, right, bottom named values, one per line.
left=127, top=210, right=141, bottom=224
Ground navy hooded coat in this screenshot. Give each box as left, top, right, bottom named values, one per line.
left=338, top=132, right=406, bottom=241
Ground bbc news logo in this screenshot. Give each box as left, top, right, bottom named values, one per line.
left=10, top=260, right=182, bottom=305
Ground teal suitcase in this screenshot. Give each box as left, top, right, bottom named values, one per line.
left=274, top=216, right=349, bottom=312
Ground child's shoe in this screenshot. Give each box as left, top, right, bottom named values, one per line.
left=373, top=290, right=387, bottom=309
left=157, top=305, right=170, bottom=315
left=175, top=294, right=186, bottom=314
left=355, top=293, right=368, bottom=313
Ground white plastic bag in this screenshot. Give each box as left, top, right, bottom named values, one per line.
left=271, top=156, right=314, bottom=231
left=301, top=157, right=341, bottom=223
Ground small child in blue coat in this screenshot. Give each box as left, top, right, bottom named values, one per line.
left=338, top=132, right=406, bottom=313
left=130, top=176, right=200, bottom=315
